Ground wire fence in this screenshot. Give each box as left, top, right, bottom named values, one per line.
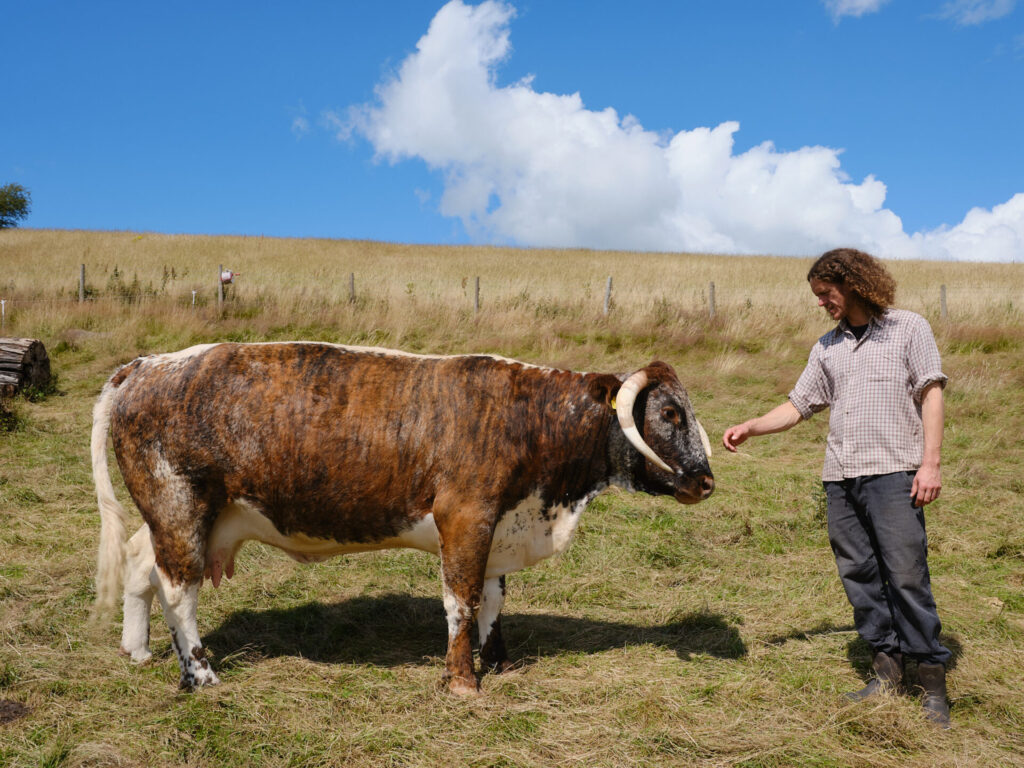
left=1, top=264, right=1020, bottom=333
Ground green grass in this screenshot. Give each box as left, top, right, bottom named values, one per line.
left=1, top=232, right=1023, bottom=766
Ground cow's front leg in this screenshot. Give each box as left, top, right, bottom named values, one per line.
left=479, top=575, right=513, bottom=673
left=435, top=496, right=495, bottom=696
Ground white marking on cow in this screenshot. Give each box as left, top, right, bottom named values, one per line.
left=150, top=452, right=196, bottom=517
left=477, top=576, right=505, bottom=648
left=153, top=566, right=219, bottom=688
left=146, top=343, right=219, bottom=370
left=203, top=490, right=602, bottom=586
left=440, top=564, right=472, bottom=641
left=396, top=513, right=442, bottom=554
left=120, top=525, right=157, bottom=662
left=138, top=341, right=557, bottom=373
left=484, top=489, right=602, bottom=578
left=205, top=501, right=441, bottom=579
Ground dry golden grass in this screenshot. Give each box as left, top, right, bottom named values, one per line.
left=2, top=228, right=1021, bottom=325
left=1, top=229, right=1022, bottom=767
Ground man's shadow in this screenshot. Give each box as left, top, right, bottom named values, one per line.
left=204, top=593, right=747, bottom=672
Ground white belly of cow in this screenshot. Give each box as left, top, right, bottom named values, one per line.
left=206, top=492, right=589, bottom=580
left=206, top=500, right=441, bottom=567
left=485, top=493, right=587, bottom=578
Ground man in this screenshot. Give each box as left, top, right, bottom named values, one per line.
left=722, top=248, right=952, bottom=728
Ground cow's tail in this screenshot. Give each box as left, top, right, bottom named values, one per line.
left=91, top=378, right=131, bottom=623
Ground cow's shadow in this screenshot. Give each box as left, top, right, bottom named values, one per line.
left=204, top=593, right=746, bottom=672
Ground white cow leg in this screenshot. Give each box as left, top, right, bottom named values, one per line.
left=153, top=566, right=220, bottom=689
left=119, top=525, right=156, bottom=662
left=478, top=575, right=512, bottom=673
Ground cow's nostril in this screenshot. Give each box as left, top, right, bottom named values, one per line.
left=701, top=475, right=715, bottom=497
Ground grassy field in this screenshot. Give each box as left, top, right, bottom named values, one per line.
left=1, top=229, right=1023, bottom=767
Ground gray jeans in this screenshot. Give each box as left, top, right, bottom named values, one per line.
left=825, top=471, right=951, bottom=666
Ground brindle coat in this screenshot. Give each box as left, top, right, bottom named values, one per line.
left=92, top=343, right=714, bottom=694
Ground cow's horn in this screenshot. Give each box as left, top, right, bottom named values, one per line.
left=697, top=419, right=712, bottom=458
left=616, top=369, right=673, bottom=473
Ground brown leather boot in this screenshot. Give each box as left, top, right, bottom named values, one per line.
left=845, top=650, right=904, bottom=701
left=917, top=662, right=951, bottom=729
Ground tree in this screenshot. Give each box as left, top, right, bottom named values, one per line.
left=0, top=183, right=31, bottom=229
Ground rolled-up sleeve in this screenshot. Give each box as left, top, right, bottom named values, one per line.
left=907, top=315, right=947, bottom=402
left=789, top=342, right=830, bottom=420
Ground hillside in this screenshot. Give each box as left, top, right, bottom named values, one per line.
left=1, top=229, right=1022, bottom=767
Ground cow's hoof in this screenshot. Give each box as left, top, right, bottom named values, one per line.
left=448, top=677, right=481, bottom=697
left=492, top=659, right=515, bottom=674
left=482, top=659, right=515, bottom=675
left=119, top=646, right=153, bottom=663
left=180, top=668, right=221, bottom=691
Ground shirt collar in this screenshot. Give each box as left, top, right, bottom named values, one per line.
left=837, top=309, right=889, bottom=340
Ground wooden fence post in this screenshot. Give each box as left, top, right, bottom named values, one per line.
left=218, top=264, right=224, bottom=308
left=474, top=277, right=480, bottom=314
left=79, top=264, right=85, bottom=303
left=940, top=284, right=948, bottom=320
left=604, top=276, right=612, bottom=315
left=708, top=281, right=716, bottom=318
left=1, top=300, right=5, bottom=332
left=349, top=272, right=356, bottom=304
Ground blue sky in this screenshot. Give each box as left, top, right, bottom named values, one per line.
left=3, top=1, right=1022, bottom=260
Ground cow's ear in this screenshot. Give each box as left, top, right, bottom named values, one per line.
left=644, top=360, right=677, bottom=384
left=587, top=374, right=621, bottom=410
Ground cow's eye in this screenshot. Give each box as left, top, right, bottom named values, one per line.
left=661, top=406, right=680, bottom=425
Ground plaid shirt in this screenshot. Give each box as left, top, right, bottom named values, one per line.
left=789, top=308, right=947, bottom=481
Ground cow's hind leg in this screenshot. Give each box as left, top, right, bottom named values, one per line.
left=124, top=452, right=222, bottom=689
left=478, top=575, right=513, bottom=673
left=153, top=565, right=219, bottom=689
left=119, top=525, right=156, bottom=662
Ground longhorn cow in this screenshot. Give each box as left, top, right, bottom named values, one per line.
left=92, top=343, right=714, bottom=694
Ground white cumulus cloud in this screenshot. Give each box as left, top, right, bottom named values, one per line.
left=822, top=0, right=892, bottom=23
left=938, top=0, right=1016, bottom=26
left=291, top=116, right=310, bottom=138
left=904, top=193, right=1024, bottom=261
left=339, top=0, right=1023, bottom=262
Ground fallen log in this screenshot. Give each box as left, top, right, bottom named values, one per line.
left=0, top=337, right=51, bottom=397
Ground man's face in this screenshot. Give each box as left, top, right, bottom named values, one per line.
left=810, top=278, right=853, bottom=322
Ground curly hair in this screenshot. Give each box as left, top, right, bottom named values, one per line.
left=807, top=248, right=896, bottom=318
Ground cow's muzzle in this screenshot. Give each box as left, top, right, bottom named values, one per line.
left=674, top=473, right=715, bottom=504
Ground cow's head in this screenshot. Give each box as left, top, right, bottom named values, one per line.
left=592, top=361, right=714, bottom=504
